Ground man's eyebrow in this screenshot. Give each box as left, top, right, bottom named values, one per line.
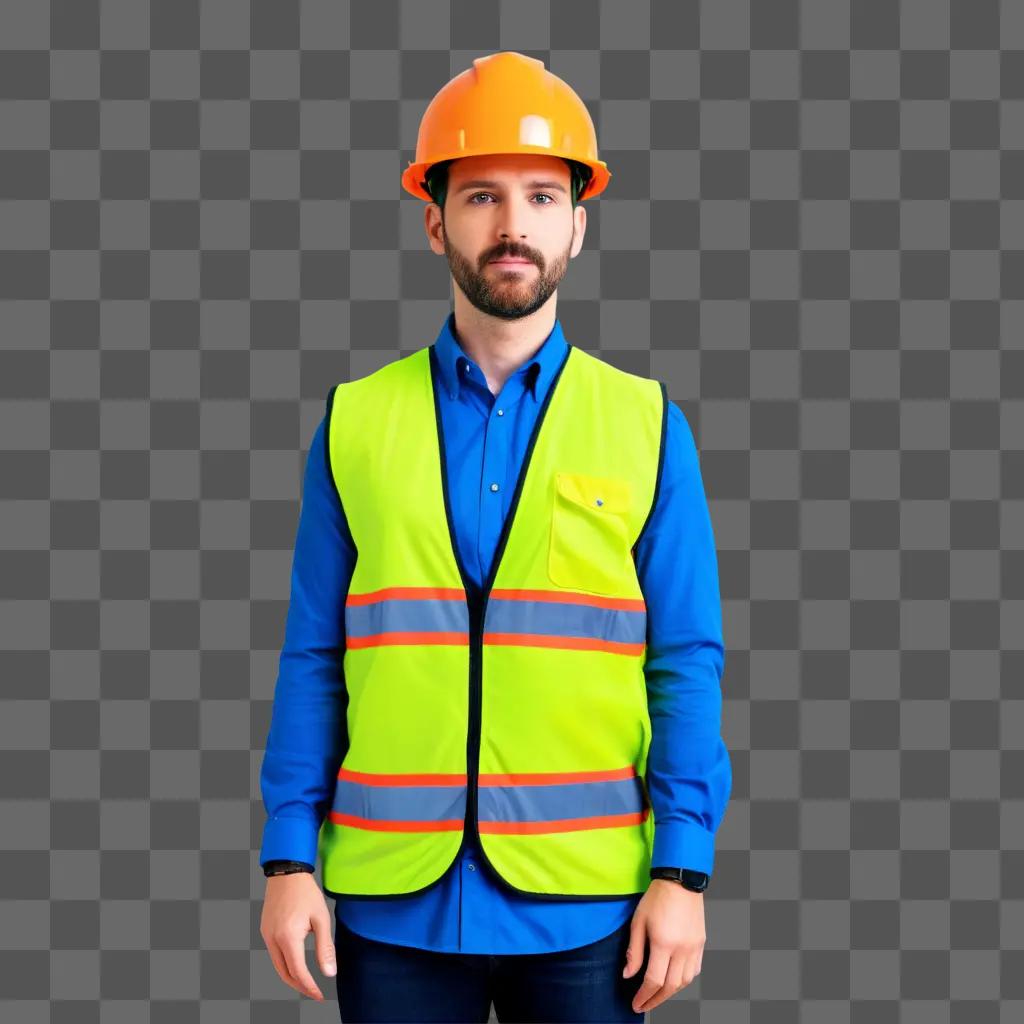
left=454, top=179, right=568, bottom=195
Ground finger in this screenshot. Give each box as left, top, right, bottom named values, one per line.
left=310, top=905, right=338, bottom=978
left=622, top=915, right=647, bottom=978
left=264, top=936, right=305, bottom=997
left=280, top=931, right=325, bottom=1001
left=636, top=951, right=688, bottom=1012
left=631, top=943, right=671, bottom=1013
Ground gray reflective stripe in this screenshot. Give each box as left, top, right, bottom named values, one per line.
left=479, top=775, right=646, bottom=824
left=329, top=769, right=648, bottom=832
left=346, top=596, right=469, bottom=639
left=486, top=594, right=646, bottom=645
left=331, top=778, right=467, bottom=824
left=345, top=590, right=646, bottom=647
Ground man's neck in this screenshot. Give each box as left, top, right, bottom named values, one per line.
left=450, top=300, right=556, bottom=396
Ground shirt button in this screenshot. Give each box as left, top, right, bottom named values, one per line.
left=490, top=483, right=499, bottom=492
left=467, top=863, right=476, bottom=871
left=497, top=408, right=504, bottom=416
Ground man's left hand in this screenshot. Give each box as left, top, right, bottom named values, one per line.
left=622, top=878, right=706, bottom=1014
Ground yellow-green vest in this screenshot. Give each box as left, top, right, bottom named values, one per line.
left=316, top=339, right=667, bottom=899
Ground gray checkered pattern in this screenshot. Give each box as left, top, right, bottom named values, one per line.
left=1, top=1, right=1020, bottom=1021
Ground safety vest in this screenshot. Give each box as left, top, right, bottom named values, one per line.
left=316, top=339, right=667, bottom=899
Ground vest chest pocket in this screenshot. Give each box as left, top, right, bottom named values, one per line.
left=548, top=471, right=634, bottom=594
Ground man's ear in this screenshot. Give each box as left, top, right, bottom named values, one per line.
left=571, top=204, right=587, bottom=256
left=425, top=203, right=445, bottom=254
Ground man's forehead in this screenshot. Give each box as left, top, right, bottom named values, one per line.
left=448, top=155, right=570, bottom=185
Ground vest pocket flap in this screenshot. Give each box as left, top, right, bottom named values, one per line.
left=554, top=471, right=632, bottom=516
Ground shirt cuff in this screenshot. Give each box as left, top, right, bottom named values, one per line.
left=651, top=820, right=717, bottom=876
left=259, top=815, right=322, bottom=868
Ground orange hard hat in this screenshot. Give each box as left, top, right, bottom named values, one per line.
left=401, top=51, right=611, bottom=203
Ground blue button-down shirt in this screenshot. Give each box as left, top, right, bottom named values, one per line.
left=259, top=312, right=731, bottom=955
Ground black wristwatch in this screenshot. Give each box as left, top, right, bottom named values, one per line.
left=263, top=859, right=315, bottom=878
left=650, top=866, right=709, bottom=892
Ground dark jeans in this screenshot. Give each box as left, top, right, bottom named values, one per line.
left=333, top=912, right=648, bottom=1023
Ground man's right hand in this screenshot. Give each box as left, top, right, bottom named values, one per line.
left=259, top=872, right=337, bottom=1001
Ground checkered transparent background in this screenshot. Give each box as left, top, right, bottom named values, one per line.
left=1, top=1, right=1022, bottom=1021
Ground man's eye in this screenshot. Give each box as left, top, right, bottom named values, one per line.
left=468, top=193, right=555, bottom=204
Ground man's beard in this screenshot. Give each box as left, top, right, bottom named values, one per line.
left=442, top=222, right=574, bottom=321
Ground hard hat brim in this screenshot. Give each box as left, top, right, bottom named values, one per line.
left=402, top=153, right=611, bottom=203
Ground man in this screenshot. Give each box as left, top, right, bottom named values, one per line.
left=258, top=51, right=731, bottom=1022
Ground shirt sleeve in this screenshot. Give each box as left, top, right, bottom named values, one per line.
left=258, top=411, right=355, bottom=867
left=636, top=398, right=732, bottom=877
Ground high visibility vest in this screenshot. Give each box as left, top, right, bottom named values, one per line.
left=316, top=339, right=667, bottom=899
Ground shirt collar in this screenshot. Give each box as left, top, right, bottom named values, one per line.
left=432, top=311, right=568, bottom=404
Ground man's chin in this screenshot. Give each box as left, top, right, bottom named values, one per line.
left=472, top=298, right=539, bottom=320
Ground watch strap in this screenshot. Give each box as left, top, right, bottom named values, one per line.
left=650, top=866, right=710, bottom=892
left=263, top=859, right=315, bottom=878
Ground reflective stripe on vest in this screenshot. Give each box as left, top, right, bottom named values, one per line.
left=317, top=340, right=666, bottom=899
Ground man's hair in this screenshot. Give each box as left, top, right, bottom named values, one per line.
left=423, top=158, right=593, bottom=212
